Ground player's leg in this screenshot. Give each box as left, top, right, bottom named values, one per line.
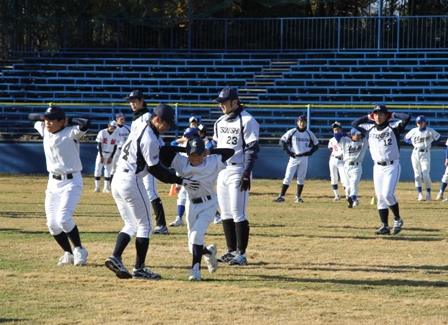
left=337, top=160, right=349, bottom=198
left=143, top=174, right=169, bottom=232
left=216, top=169, right=237, bottom=262
left=93, top=154, right=103, bottom=192
left=421, top=153, right=432, bottom=200
left=381, top=163, right=402, bottom=234
left=329, top=158, right=340, bottom=200
left=350, top=165, right=363, bottom=207
left=295, top=158, right=307, bottom=202
left=168, top=186, right=187, bottom=227
left=411, top=153, right=424, bottom=200
left=274, top=157, right=299, bottom=202
left=439, top=166, right=448, bottom=201
left=373, top=165, right=391, bottom=235
left=103, top=153, right=113, bottom=193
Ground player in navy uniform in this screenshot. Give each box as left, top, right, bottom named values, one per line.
left=352, top=105, right=410, bottom=235
left=28, top=106, right=90, bottom=266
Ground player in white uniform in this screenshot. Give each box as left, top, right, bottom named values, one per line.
left=28, top=106, right=90, bottom=266
left=93, top=121, right=119, bottom=193
left=436, top=139, right=448, bottom=201
left=212, top=87, right=260, bottom=265
left=105, top=103, right=199, bottom=280
left=273, top=115, right=319, bottom=203
left=327, top=122, right=348, bottom=201
left=334, top=128, right=368, bottom=208
left=352, top=104, right=410, bottom=235
left=111, top=112, right=131, bottom=178
left=160, top=137, right=234, bottom=280
left=404, top=115, right=441, bottom=201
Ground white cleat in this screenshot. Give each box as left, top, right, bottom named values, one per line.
left=418, top=193, right=424, bottom=201
left=436, top=192, right=443, bottom=200
left=169, top=216, right=184, bottom=227
left=58, top=252, right=74, bottom=266
left=94, top=187, right=100, bottom=193
left=73, top=246, right=88, bottom=266
left=103, top=188, right=111, bottom=193
left=189, top=269, right=201, bottom=281
left=353, top=199, right=359, bottom=207
left=204, top=244, right=218, bottom=273
left=333, top=196, right=340, bottom=201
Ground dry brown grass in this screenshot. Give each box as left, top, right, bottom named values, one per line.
left=1, top=174, right=448, bottom=324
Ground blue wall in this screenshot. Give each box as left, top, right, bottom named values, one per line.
left=0, top=142, right=446, bottom=182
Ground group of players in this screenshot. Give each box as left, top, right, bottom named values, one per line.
left=29, top=87, right=259, bottom=281
left=29, top=87, right=448, bottom=280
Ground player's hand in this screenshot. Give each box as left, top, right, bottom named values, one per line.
left=286, top=150, right=295, bottom=158
left=107, top=157, right=113, bottom=164
left=100, top=156, right=104, bottom=164
left=183, top=178, right=200, bottom=191
left=239, top=171, right=251, bottom=192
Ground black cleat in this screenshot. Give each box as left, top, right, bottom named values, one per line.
left=347, top=197, right=353, bottom=208
left=393, top=218, right=403, bottom=235
left=375, top=225, right=391, bottom=235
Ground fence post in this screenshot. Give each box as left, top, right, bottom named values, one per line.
left=280, top=18, right=283, bottom=53
left=337, top=17, right=341, bottom=52
left=116, top=19, right=120, bottom=52
left=396, top=15, right=400, bottom=52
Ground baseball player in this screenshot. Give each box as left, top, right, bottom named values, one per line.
left=273, top=115, right=319, bottom=203
left=436, top=138, right=448, bottom=201
left=404, top=115, right=441, bottom=201
left=124, top=90, right=169, bottom=235
left=105, top=104, right=199, bottom=280
left=111, top=112, right=131, bottom=177
left=212, top=87, right=260, bottom=265
left=352, top=104, right=411, bottom=235
left=28, top=106, right=90, bottom=266
left=159, top=137, right=234, bottom=280
left=334, top=128, right=368, bottom=208
left=328, top=122, right=348, bottom=201
left=93, top=120, right=119, bottom=193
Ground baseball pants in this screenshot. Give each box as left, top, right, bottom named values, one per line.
left=411, top=151, right=432, bottom=189
left=441, top=166, right=448, bottom=183
left=45, top=172, right=83, bottom=235
left=344, top=163, right=362, bottom=197
left=282, top=156, right=308, bottom=185
left=94, top=152, right=114, bottom=178
left=373, top=161, right=401, bottom=209
left=217, top=165, right=249, bottom=223
left=329, top=157, right=347, bottom=187
left=111, top=170, right=153, bottom=238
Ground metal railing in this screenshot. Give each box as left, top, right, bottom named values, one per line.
left=2, top=16, right=448, bottom=58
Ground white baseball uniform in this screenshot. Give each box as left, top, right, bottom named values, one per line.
left=328, top=137, right=347, bottom=189
left=335, top=134, right=368, bottom=199
left=111, top=124, right=131, bottom=174
left=404, top=126, right=441, bottom=189
left=94, top=128, right=119, bottom=178
left=280, top=128, right=319, bottom=185
left=442, top=139, right=448, bottom=185
left=34, top=121, right=87, bottom=236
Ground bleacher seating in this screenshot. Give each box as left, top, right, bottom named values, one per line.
left=1, top=51, right=448, bottom=143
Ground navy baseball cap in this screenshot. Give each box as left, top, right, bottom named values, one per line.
left=186, top=137, right=205, bottom=156
left=213, top=88, right=239, bottom=103
left=350, top=128, right=362, bottom=135
left=125, top=90, right=144, bottom=100
left=373, top=104, right=388, bottom=114
left=332, top=121, right=341, bottom=128
left=43, top=106, right=66, bottom=120
left=416, top=115, right=426, bottom=123
left=189, top=116, right=198, bottom=123
left=298, top=115, right=307, bottom=121
left=183, top=127, right=199, bottom=138
left=116, top=112, right=125, bottom=119
left=153, top=104, right=178, bottom=130
left=198, top=124, right=207, bottom=132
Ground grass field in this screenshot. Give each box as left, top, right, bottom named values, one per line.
left=1, top=174, right=448, bottom=325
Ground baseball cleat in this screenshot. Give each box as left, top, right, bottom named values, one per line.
left=94, top=187, right=100, bottom=193
left=393, top=217, right=403, bottom=235
left=273, top=196, right=285, bottom=202
left=214, top=211, right=222, bottom=224
left=353, top=199, right=359, bottom=207
left=347, top=197, right=353, bottom=208
left=189, top=269, right=201, bottom=281
left=443, top=198, right=448, bottom=202
left=132, top=265, right=161, bottom=280
left=217, top=250, right=236, bottom=263
left=204, top=244, right=218, bottom=273
left=295, top=196, right=304, bottom=203
left=57, top=252, right=74, bottom=266
left=152, top=225, right=168, bottom=234
left=436, top=192, right=443, bottom=200
left=105, top=255, right=132, bottom=279
left=102, top=188, right=111, bottom=193
left=333, top=195, right=340, bottom=201
left=374, top=225, right=391, bottom=235
left=418, top=193, right=424, bottom=201
left=169, top=216, right=184, bottom=227
left=426, top=193, right=431, bottom=201
left=229, top=253, right=247, bottom=266
left=73, top=246, right=88, bottom=266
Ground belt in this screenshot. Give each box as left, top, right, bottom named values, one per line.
left=348, top=162, right=360, bottom=166
left=52, top=173, right=73, bottom=180
left=191, top=195, right=212, bottom=204
left=122, top=168, right=131, bottom=173
left=415, top=149, right=428, bottom=152
left=227, top=162, right=243, bottom=166
left=103, top=151, right=111, bottom=154
left=334, top=156, right=343, bottom=160
left=118, top=147, right=122, bottom=150
left=376, top=161, right=394, bottom=166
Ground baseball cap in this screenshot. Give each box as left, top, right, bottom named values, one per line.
left=183, top=127, right=199, bottom=138
left=213, top=87, right=239, bottom=103
left=332, top=121, right=341, bottom=128
left=373, top=104, right=388, bottom=114
left=186, top=137, right=205, bottom=156
left=125, top=90, right=144, bottom=100
left=198, top=124, right=207, bottom=132
left=189, top=116, right=198, bottom=123
left=297, top=115, right=307, bottom=121
left=116, top=112, right=125, bottom=119
left=43, top=106, right=66, bottom=120
left=416, top=115, right=426, bottom=123
left=153, top=104, right=178, bottom=130
left=109, top=121, right=118, bottom=128
left=350, top=128, right=362, bottom=135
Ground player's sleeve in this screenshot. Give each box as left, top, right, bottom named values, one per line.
left=32, top=120, right=45, bottom=137
left=393, top=112, right=411, bottom=131
left=210, top=148, right=235, bottom=162
left=403, top=130, right=413, bottom=145
left=351, top=116, right=370, bottom=136
left=431, top=129, right=442, bottom=143
left=334, top=132, right=348, bottom=142
left=159, top=146, right=186, bottom=167
left=68, top=117, right=90, bottom=132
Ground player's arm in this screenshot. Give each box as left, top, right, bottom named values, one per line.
left=351, top=116, right=369, bottom=136
left=159, top=146, right=186, bottom=166
left=68, top=117, right=90, bottom=131
left=279, top=136, right=295, bottom=158
left=148, top=163, right=184, bottom=185
left=110, top=144, right=117, bottom=159
left=243, top=140, right=260, bottom=173
left=28, top=113, right=45, bottom=122
left=210, top=148, right=235, bottom=162
left=334, top=131, right=349, bottom=142
left=392, top=112, right=411, bottom=130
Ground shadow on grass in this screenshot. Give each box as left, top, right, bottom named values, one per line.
left=0, top=319, right=24, bottom=323
left=318, top=225, right=441, bottom=233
